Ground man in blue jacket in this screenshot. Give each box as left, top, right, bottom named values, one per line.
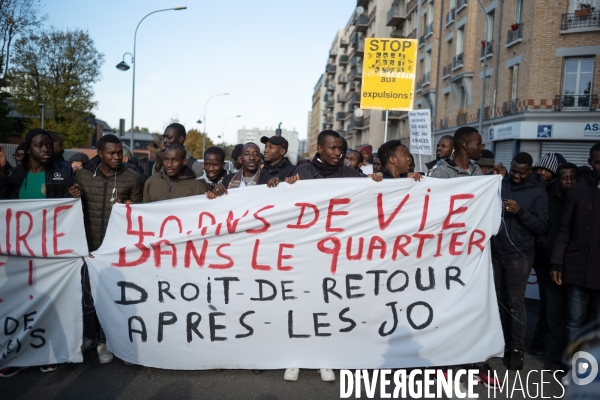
left=493, top=152, right=549, bottom=370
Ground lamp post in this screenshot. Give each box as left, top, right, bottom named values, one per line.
left=221, top=115, right=241, bottom=145
left=116, top=6, right=187, bottom=151
left=202, top=93, right=229, bottom=155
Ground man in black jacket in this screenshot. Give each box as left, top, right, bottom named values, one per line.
left=377, top=140, right=421, bottom=181
left=260, top=135, right=296, bottom=180
left=551, top=142, right=600, bottom=347
left=492, top=152, right=549, bottom=370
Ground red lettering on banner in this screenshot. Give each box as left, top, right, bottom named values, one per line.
left=449, top=231, right=467, bottom=256
left=287, top=203, right=320, bottom=229
left=159, top=216, right=183, bottom=238
left=277, top=243, right=295, bottom=271
left=468, top=229, right=486, bottom=254
left=42, top=209, right=48, bottom=257
left=112, top=243, right=151, bottom=267
left=227, top=210, right=249, bottom=234
left=413, top=233, right=435, bottom=259
left=251, top=239, right=271, bottom=271
left=392, top=235, right=411, bottom=260
left=419, top=190, right=430, bottom=231
left=198, top=212, right=216, bottom=236
left=184, top=240, right=208, bottom=268
left=16, top=211, right=34, bottom=257
left=247, top=205, right=275, bottom=234
left=346, top=237, right=364, bottom=261
left=325, top=198, right=351, bottom=233
left=53, top=205, right=73, bottom=255
left=126, top=204, right=154, bottom=242
left=215, top=223, right=223, bottom=236
left=434, top=233, right=443, bottom=257
left=153, top=239, right=177, bottom=268
left=317, top=237, right=341, bottom=274
left=442, top=194, right=475, bottom=230
left=28, top=259, right=33, bottom=286
left=208, top=244, right=234, bottom=269
left=5, top=208, right=12, bottom=254
left=367, top=236, right=387, bottom=260
left=377, top=193, right=410, bottom=231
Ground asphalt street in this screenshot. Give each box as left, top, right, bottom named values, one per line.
left=2, top=300, right=568, bottom=400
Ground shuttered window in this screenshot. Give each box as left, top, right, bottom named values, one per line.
left=541, top=141, right=593, bottom=167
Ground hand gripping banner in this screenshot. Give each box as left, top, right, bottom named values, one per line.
left=86, top=177, right=505, bottom=370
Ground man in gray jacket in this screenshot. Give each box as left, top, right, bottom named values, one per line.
left=431, top=127, right=484, bottom=178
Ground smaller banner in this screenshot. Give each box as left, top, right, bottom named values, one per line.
left=360, top=38, right=418, bottom=111
left=408, top=109, right=432, bottom=156
left=0, top=199, right=87, bottom=368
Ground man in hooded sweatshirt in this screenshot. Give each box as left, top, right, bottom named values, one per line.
left=143, top=144, right=206, bottom=202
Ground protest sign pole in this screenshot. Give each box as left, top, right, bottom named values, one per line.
left=384, top=110, right=389, bottom=142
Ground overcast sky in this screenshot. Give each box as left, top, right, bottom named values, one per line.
left=43, top=0, right=354, bottom=144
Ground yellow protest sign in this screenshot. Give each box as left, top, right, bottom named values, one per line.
left=360, top=38, right=418, bottom=111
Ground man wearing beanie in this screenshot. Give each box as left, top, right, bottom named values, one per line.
left=492, top=152, right=549, bottom=371
left=534, top=153, right=559, bottom=186
left=476, top=149, right=496, bottom=175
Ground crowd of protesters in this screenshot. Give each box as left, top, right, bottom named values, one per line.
left=0, top=123, right=599, bottom=390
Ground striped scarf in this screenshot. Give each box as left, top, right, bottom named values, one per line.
left=227, top=169, right=261, bottom=189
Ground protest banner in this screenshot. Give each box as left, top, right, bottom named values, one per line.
left=0, top=199, right=87, bottom=368
left=360, top=38, right=418, bottom=111
left=408, top=109, right=432, bottom=156
left=86, top=177, right=505, bottom=370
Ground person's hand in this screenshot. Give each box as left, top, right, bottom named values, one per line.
left=113, top=198, right=132, bottom=205
left=206, top=191, right=217, bottom=200
left=212, top=184, right=228, bottom=197
left=285, top=174, right=300, bottom=185
left=267, top=177, right=280, bottom=188
left=407, top=172, right=423, bottom=182
left=154, top=149, right=165, bottom=172
left=494, top=163, right=507, bottom=178
left=502, top=199, right=520, bottom=214
left=371, top=172, right=383, bottom=182
left=68, top=184, right=81, bottom=198
left=551, top=271, right=562, bottom=286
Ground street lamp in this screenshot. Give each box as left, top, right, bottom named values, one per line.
left=222, top=115, right=241, bottom=145
left=116, top=6, right=187, bottom=151
left=202, top=93, right=229, bottom=155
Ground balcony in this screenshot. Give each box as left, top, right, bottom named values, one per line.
left=418, top=35, right=425, bottom=47
left=457, top=112, right=467, bottom=125
left=477, top=106, right=492, bottom=120
left=439, top=118, right=449, bottom=129
left=350, top=93, right=361, bottom=104
left=390, top=26, right=404, bottom=38
left=326, top=99, right=334, bottom=108
left=382, top=110, right=405, bottom=120
left=457, top=0, right=467, bottom=12
left=326, top=64, right=336, bottom=74
left=406, top=0, right=418, bottom=12
left=453, top=52, right=464, bottom=69
left=352, top=40, right=365, bottom=57
left=326, top=83, right=335, bottom=92
left=507, top=24, right=524, bottom=46
left=416, top=79, right=422, bottom=91
left=387, top=2, right=406, bottom=26
left=344, top=90, right=355, bottom=102
left=560, top=11, right=600, bottom=32
left=338, top=55, right=349, bottom=66
left=329, top=48, right=337, bottom=59
left=336, top=111, right=347, bottom=121
left=554, top=94, right=598, bottom=111
left=442, top=63, right=452, bottom=78
left=338, top=75, right=347, bottom=85
left=421, top=71, right=431, bottom=87
left=480, top=40, right=493, bottom=58
left=350, top=56, right=362, bottom=69
left=502, top=99, right=518, bottom=115
left=351, top=68, right=363, bottom=81
left=424, top=22, right=434, bottom=38
left=356, top=14, right=369, bottom=33
left=340, top=38, right=349, bottom=48
left=446, top=8, right=455, bottom=25
left=324, top=116, right=334, bottom=124
left=336, top=93, right=345, bottom=103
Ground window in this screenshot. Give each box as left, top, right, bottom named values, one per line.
left=486, top=12, right=495, bottom=41
left=450, top=0, right=456, bottom=8
left=457, top=27, right=465, bottom=54
left=562, top=58, right=594, bottom=108
left=444, top=93, right=450, bottom=118
left=514, top=0, right=523, bottom=23
left=425, top=50, right=432, bottom=73
left=428, top=3, right=434, bottom=24
left=460, top=87, right=466, bottom=110
left=447, top=40, right=453, bottom=64
left=484, top=76, right=492, bottom=106
left=511, top=64, right=519, bottom=101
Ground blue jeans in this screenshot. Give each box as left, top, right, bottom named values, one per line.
left=493, top=256, right=534, bottom=351
left=565, top=284, right=600, bottom=345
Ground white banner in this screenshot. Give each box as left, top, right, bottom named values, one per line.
left=0, top=199, right=87, bottom=368
left=409, top=109, right=432, bottom=156
left=86, top=177, right=505, bottom=370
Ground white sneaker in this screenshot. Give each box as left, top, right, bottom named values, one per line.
left=284, top=367, right=300, bottom=381
left=319, top=368, right=335, bottom=382
left=97, top=343, right=114, bottom=364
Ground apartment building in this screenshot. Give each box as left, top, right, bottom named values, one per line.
left=316, top=0, right=600, bottom=168
left=309, top=73, right=328, bottom=154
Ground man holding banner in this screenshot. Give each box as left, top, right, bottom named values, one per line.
left=430, top=127, right=484, bottom=179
